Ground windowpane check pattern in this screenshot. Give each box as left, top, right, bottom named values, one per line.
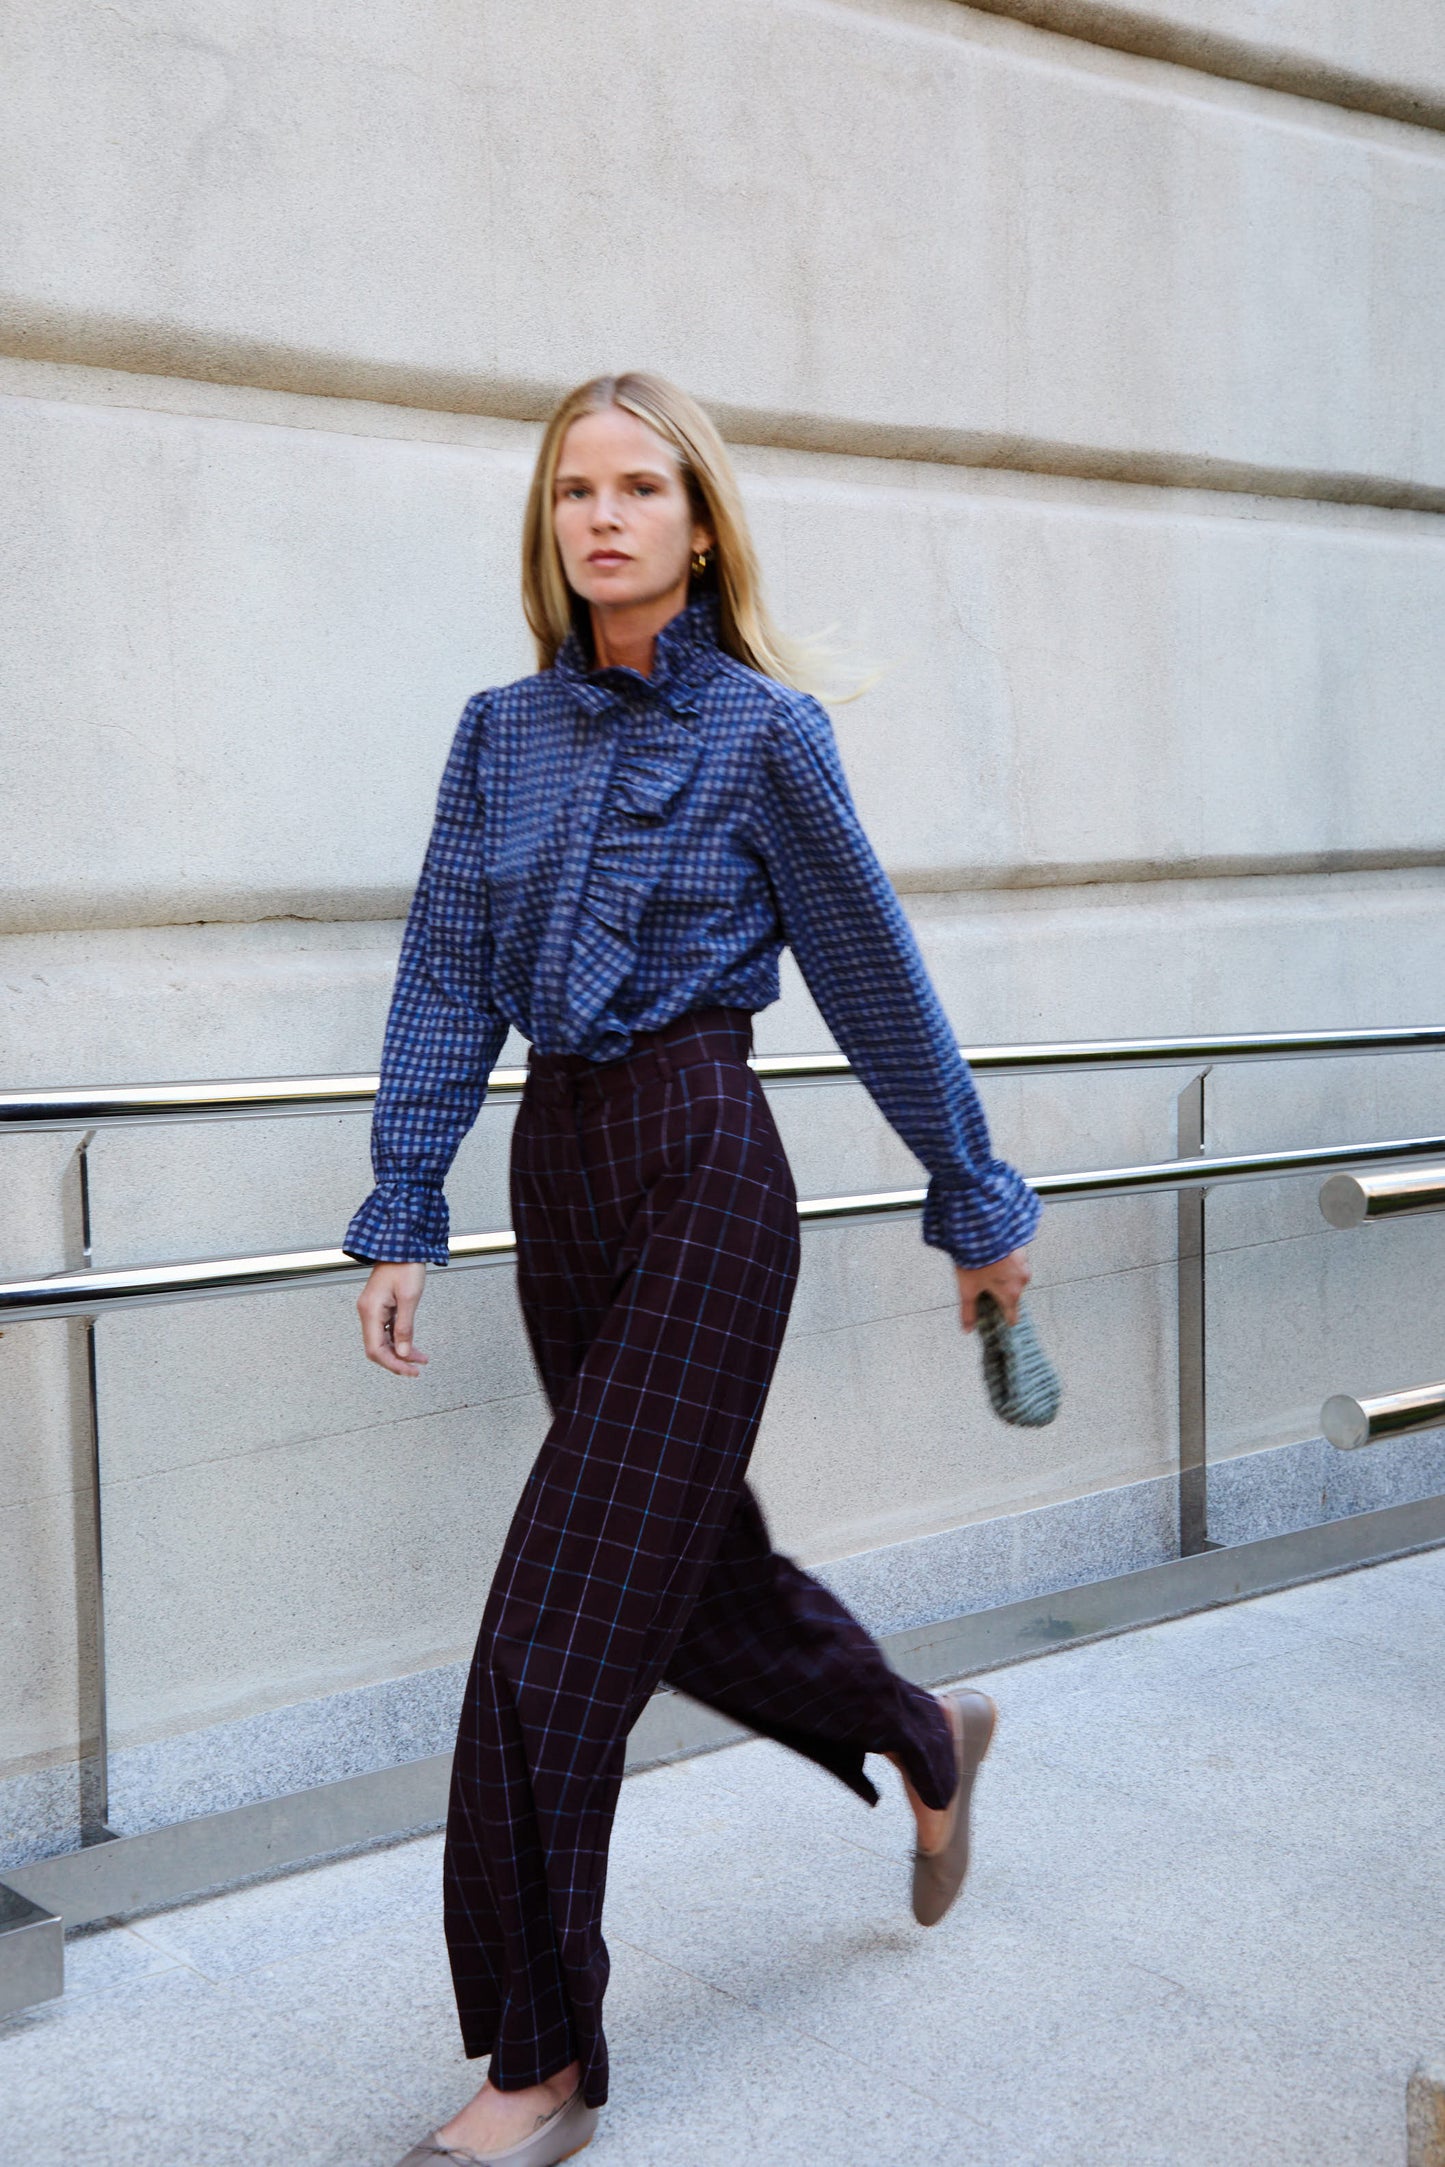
left=444, top=1013, right=958, bottom=2105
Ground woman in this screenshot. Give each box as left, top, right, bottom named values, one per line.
left=347, top=372, right=1040, bottom=2167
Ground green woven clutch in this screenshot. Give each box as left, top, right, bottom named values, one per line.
left=975, top=1293, right=1062, bottom=1428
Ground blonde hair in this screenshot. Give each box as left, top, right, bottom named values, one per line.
left=521, top=371, right=824, bottom=692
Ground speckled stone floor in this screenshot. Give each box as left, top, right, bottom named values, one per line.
left=5, top=1546, right=1444, bottom=2165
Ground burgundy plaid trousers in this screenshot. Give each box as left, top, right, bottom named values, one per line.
left=442, top=1009, right=957, bottom=2107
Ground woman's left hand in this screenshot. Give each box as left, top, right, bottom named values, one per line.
left=955, top=1248, right=1031, bottom=1332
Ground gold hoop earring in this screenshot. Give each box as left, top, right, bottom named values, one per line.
left=691, top=549, right=712, bottom=579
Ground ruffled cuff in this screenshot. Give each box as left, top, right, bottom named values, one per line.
left=921, top=1164, right=1042, bottom=1270
left=343, top=1182, right=451, bottom=1266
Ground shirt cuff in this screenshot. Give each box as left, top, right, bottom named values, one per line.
left=343, top=1182, right=451, bottom=1266
left=921, top=1165, right=1042, bottom=1270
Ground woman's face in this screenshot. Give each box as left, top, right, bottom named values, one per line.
left=553, top=406, right=713, bottom=614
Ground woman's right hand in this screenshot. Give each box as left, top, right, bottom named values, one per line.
left=357, top=1261, right=429, bottom=1377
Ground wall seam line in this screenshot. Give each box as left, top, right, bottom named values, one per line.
left=6, top=854, right=1445, bottom=940
left=2, top=343, right=1444, bottom=518
left=952, top=0, right=1445, bottom=133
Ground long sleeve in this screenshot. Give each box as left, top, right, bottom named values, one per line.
left=753, top=695, right=1040, bottom=1269
left=343, top=694, right=508, bottom=1264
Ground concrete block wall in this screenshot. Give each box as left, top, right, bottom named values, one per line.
left=1, top=0, right=1442, bottom=1859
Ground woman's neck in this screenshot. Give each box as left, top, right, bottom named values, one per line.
left=588, top=580, right=690, bottom=678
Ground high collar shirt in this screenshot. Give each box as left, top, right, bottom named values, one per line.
left=344, top=597, right=1040, bottom=1271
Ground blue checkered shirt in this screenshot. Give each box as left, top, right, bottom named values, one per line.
left=345, top=598, right=1041, bottom=1270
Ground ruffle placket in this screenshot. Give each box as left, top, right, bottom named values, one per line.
left=556, top=702, right=703, bottom=1054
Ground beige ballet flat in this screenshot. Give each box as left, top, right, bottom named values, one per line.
left=911, top=1687, right=998, bottom=1927
left=394, top=2084, right=598, bottom=2167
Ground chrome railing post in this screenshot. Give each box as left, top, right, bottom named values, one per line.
left=69, top=1132, right=113, bottom=1847
left=1176, top=1072, right=1216, bottom=1557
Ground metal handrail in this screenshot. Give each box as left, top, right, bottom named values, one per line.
left=5, top=1026, right=1445, bottom=1134
left=1316, top=1163, right=1445, bottom=1448
left=1323, top=1384, right=1445, bottom=1452
left=7, top=1129, right=1445, bottom=1325
left=1320, top=1166, right=1445, bottom=1228
left=2, top=1020, right=1442, bottom=1981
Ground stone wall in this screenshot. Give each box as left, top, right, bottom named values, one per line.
left=2, top=0, right=1442, bottom=1858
